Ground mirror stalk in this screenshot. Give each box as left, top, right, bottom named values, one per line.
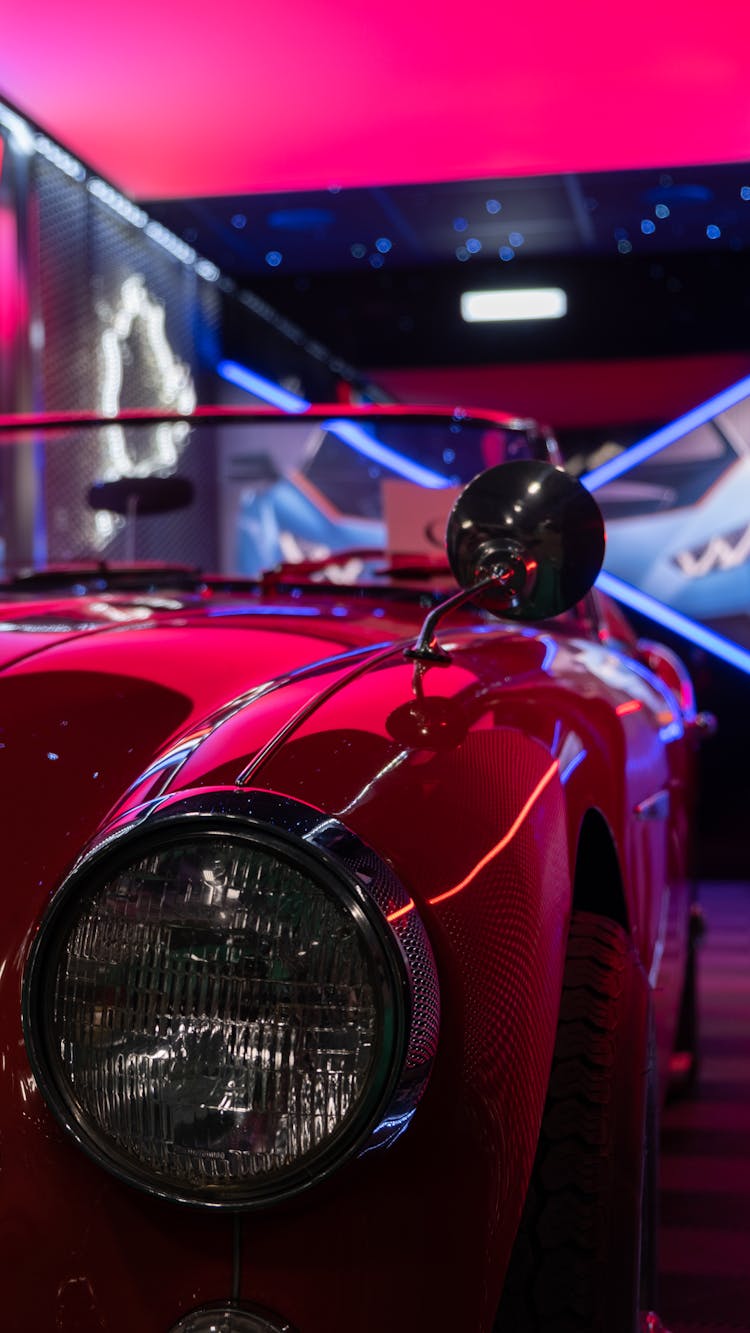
left=405, top=569, right=516, bottom=664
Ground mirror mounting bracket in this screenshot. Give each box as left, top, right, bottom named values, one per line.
left=404, top=569, right=516, bottom=664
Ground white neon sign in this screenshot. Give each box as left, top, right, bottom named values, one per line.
left=95, top=274, right=196, bottom=542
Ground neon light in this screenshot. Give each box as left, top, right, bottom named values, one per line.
left=35, top=135, right=85, bottom=181
left=387, top=899, right=416, bottom=923
left=88, top=178, right=148, bottom=228
left=0, top=105, right=34, bottom=154
left=560, top=749, right=586, bottom=783
left=219, top=368, right=453, bottom=486
left=195, top=258, right=220, bottom=283
left=144, top=219, right=196, bottom=265
left=428, top=760, right=559, bottom=907
left=92, top=275, right=196, bottom=544
left=596, top=570, right=750, bottom=675
left=206, top=604, right=321, bottom=617
left=615, top=699, right=642, bottom=716
left=540, top=635, right=557, bottom=671
left=583, top=372, right=750, bottom=491
left=217, top=359, right=310, bottom=411
left=386, top=760, right=561, bottom=922
left=321, top=418, right=451, bottom=490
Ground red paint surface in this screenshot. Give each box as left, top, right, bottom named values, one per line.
left=0, top=583, right=693, bottom=1327
left=3, top=1, right=750, bottom=197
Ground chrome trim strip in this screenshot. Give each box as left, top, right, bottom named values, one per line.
left=236, top=642, right=402, bottom=786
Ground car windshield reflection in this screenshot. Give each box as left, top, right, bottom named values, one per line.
left=0, top=409, right=553, bottom=581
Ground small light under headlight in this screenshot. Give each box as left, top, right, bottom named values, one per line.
left=25, top=825, right=405, bottom=1206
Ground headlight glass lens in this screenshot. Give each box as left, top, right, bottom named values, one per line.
left=43, top=835, right=391, bottom=1202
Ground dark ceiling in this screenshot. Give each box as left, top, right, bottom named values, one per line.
left=147, top=164, right=750, bottom=275
left=146, top=161, right=750, bottom=371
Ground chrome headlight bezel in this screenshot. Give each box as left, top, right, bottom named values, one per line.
left=23, top=789, right=439, bottom=1209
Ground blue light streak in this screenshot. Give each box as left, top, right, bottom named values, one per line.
left=321, top=419, right=451, bottom=489
left=583, top=372, right=750, bottom=491
left=596, top=571, right=750, bottom=676
left=539, top=636, right=558, bottom=672
left=206, top=604, right=321, bottom=618
left=217, top=360, right=310, bottom=412
left=216, top=360, right=451, bottom=489
left=560, top=749, right=586, bottom=784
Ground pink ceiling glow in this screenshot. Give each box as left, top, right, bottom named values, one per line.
left=3, top=0, right=750, bottom=199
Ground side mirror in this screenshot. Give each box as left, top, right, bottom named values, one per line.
left=446, top=459, right=605, bottom=621
left=406, top=461, right=605, bottom=663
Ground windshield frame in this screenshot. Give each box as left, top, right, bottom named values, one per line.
left=0, top=402, right=555, bottom=453
left=0, top=405, right=560, bottom=581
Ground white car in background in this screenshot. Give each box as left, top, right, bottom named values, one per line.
left=597, top=400, right=750, bottom=634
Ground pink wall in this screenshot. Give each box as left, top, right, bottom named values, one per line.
left=367, top=354, right=750, bottom=429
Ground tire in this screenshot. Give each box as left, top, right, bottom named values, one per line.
left=494, top=911, right=654, bottom=1333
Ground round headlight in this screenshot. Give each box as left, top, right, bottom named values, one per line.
left=23, top=794, right=437, bottom=1207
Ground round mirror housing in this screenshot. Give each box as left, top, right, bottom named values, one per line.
left=446, top=460, right=605, bottom=620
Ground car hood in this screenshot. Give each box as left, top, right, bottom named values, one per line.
left=0, top=588, right=410, bottom=909
left=0, top=585, right=403, bottom=670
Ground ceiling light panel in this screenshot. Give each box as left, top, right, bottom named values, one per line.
left=461, top=288, right=568, bottom=322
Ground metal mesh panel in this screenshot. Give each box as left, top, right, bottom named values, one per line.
left=35, top=161, right=90, bottom=410
left=4, top=152, right=347, bottom=571
left=30, top=158, right=222, bottom=568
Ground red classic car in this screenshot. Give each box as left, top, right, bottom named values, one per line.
left=0, top=406, right=699, bottom=1333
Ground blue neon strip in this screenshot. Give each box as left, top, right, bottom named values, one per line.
left=216, top=360, right=450, bottom=488
left=583, top=372, right=750, bottom=491
left=560, top=749, right=586, bottom=784
left=217, top=359, right=311, bottom=412
left=206, top=604, right=321, bottom=617
left=539, top=635, right=558, bottom=672
left=597, top=570, right=750, bottom=675
left=321, top=418, right=451, bottom=490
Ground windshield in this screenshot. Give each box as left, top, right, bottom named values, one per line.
left=0, top=409, right=553, bottom=580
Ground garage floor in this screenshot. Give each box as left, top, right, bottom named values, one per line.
left=659, top=881, right=750, bottom=1333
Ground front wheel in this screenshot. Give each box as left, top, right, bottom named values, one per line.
left=494, top=911, right=655, bottom=1333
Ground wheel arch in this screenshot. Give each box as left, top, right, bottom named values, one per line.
left=572, top=806, right=630, bottom=933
